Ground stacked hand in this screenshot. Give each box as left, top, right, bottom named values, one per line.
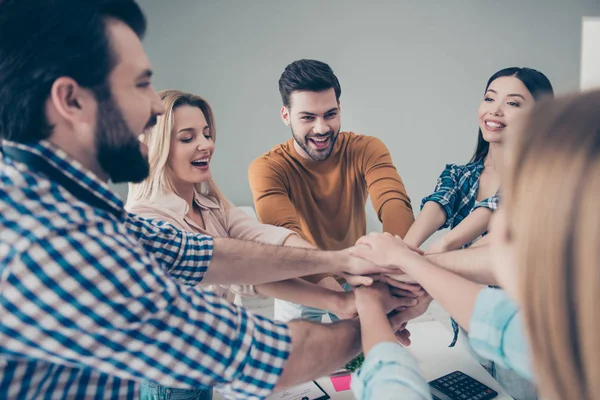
left=354, top=281, right=431, bottom=346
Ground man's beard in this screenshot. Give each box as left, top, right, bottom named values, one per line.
left=291, top=125, right=340, bottom=161
left=95, top=96, right=153, bottom=184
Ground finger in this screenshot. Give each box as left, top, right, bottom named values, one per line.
left=393, top=297, right=418, bottom=309
left=383, top=232, right=393, bottom=237
left=342, top=274, right=373, bottom=287
left=387, top=280, right=423, bottom=293
left=390, top=289, right=419, bottom=298
left=384, top=273, right=419, bottom=284
left=391, top=287, right=425, bottom=298
left=395, top=329, right=412, bottom=346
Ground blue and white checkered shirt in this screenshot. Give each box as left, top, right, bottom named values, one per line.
left=421, top=160, right=499, bottom=241
left=0, top=140, right=291, bottom=399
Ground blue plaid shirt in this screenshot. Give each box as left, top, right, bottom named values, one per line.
left=421, top=160, right=499, bottom=236
left=0, top=140, right=291, bottom=399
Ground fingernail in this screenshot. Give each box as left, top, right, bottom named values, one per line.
left=410, top=299, right=417, bottom=305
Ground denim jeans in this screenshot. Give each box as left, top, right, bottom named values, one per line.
left=140, top=380, right=213, bottom=400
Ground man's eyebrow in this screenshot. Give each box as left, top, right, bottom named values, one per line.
left=298, top=108, right=339, bottom=116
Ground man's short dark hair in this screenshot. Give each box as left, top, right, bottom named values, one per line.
left=0, top=0, right=146, bottom=143
left=278, top=59, right=341, bottom=109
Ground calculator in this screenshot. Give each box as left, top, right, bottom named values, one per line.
left=429, top=371, right=498, bottom=400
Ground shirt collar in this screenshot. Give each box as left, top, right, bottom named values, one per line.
left=2, top=139, right=125, bottom=218
left=149, top=189, right=221, bottom=218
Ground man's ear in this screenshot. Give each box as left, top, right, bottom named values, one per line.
left=48, top=77, right=96, bottom=126
left=280, top=105, right=291, bottom=126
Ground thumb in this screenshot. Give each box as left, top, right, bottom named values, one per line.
left=343, top=274, right=374, bottom=287
left=348, top=244, right=372, bottom=260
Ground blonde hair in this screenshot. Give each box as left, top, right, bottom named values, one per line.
left=127, top=89, right=228, bottom=209
left=504, top=89, right=600, bottom=400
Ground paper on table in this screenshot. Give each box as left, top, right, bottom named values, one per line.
left=266, top=380, right=329, bottom=400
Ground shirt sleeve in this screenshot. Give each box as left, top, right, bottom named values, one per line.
left=352, top=342, right=431, bottom=400
left=225, top=204, right=297, bottom=246
left=472, top=193, right=500, bottom=212
left=359, top=136, right=415, bottom=238
left=248, top=157, right=307, bottom=240
left=4, top=222, right=291, bottom=399
left=468, top=288, right=535, bottom=382
left=125, top=213, right=213, bottom=287
left=421, top=164, right=461, bottom=229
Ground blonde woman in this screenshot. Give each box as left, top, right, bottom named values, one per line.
left=126, top=90, right=416, bottom=400
left=348, top=89, right=600, bottom=400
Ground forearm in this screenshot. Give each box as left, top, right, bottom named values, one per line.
left=403, top=202, right=447, bottom=248
left=283, top=234, right=316, bottom=249
left=256, top=278, right=352, bottom=315
left=359, top=303, right=397, bottom=355
left=275, top=319, right=362, bottom=389
left=425, top=245, right=498, bottom=285
left=442, top=208, right=492, bottom=251
left=380, top=199, right=415, bottom=238
left=203, top=238, right=345, bottom=285
left=401, top=254, right=484, bottom=331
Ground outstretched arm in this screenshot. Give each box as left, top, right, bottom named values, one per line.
left=427, top=207, right=492, bottom=253
left=403, top=201, right=447, bottom=248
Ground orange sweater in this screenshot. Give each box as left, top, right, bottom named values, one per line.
left=248, top=132, right=414, bottom=250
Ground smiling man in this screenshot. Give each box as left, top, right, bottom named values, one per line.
left=249, top=59, right=416, bottom=321
left=0, top=2, right=414, bottom=399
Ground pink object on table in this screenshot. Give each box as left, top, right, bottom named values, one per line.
left=330, top=374, right=352, bottom=392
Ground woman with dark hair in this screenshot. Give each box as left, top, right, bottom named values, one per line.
left=404, top=67, right=554, bottom=254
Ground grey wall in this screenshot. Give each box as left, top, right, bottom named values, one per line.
left=116, top=0, right=600, bottom=232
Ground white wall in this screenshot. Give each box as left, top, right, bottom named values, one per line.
left=581, top=17, right=600, bottom=90
left=115, top=0, right=600, bottom=232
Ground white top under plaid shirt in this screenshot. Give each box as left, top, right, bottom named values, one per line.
left=0, top=140, right=291, bottom=399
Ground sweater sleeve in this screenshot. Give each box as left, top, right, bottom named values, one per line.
left=359, top=136, right=415, bottom=238
left=248, top=156, right=308, bottom=240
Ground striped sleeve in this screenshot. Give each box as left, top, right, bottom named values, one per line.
left=421, top=164, right=461, bottom=229
left=125, top=213, right=213, bottom=286
left=0, top=225, right=291, bottom=399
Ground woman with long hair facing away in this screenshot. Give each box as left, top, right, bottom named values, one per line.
left=349, top=89, right=600, bottom=400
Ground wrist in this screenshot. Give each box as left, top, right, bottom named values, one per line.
left=356, top=296, right=386, bottom=316
left=332, top=291, right=356, bottom=315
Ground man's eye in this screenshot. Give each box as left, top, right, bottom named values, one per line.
left=137, top=82, right=151, bottom=88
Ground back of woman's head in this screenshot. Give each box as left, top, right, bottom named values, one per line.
left=504, top=89, right=600, bottom=400
left=471, top=67, right=554, bottom=163
left=127, top=89, right=225, bottom=207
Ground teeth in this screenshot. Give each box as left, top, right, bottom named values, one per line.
left=311, top=137, right=328, bottom=142
left=192, top=158, right=209, bottom=163
left=486, top=121, right=505, bottom=129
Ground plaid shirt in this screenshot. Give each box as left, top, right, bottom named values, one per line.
left=421, top=160, right=499, bottom=234
left=0, top=140, right=291, bottom=399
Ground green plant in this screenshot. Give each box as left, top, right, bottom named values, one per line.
left=344, top=353, right=364, bottom=373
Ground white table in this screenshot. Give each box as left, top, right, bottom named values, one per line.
left=218, top=320, right=513, bottom=399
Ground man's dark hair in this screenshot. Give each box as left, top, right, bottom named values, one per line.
left=278, top=59, right=341, bottom=108
left=0, top=0, right=146, bottom=143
